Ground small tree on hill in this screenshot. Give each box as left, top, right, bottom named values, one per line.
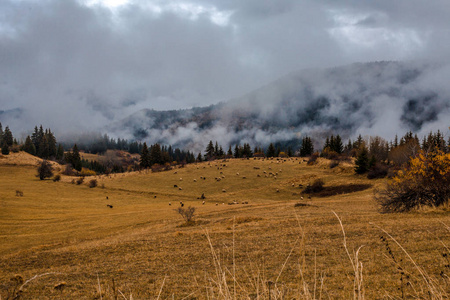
left=23, top=136, right=36, bottom=155
left=1, top=139, right=9, bottom=155
left=300, top=136, right=314, bottom=156
left=266, top=143, right=276, bottom=157
left=140, top=142, right=151, bottom=168
left=205, top=140, right=215, bottom=160
left=3, top=126, right=13, bottom=146
left=37, top=160, right=54, bottom=180
left=355, top=147, right=369, bottom=174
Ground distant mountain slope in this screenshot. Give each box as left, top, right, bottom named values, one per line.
left=113, top=61, right=450, bottom=151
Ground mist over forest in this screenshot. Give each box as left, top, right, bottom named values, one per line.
left=107, top=61, right=450, bottom=152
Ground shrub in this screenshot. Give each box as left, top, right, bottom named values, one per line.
left=1, top=143, right=9, bottom=155
left=88, top=179, right=98, bottom=188
left=37, top=160, right=53, bottom=180
left=307, top=153, right=319, bottom=165
left=63, top=165, right=75, bottom=176
left=367, top=163, right=389, bottom=179
left=10, top=145, right=20, bottom=153
left=80, top=167, right=96, bottom=177
left=53, top=174, right=61, bottom=182
left=375, top=150, right=450, bottom=212
left=303, top=178, right=325, bottom=193
left=76, top=177, right=84, bottom=185
left=151, top=163, right=164, bottom=172
left=329, top=160, right=340, bottom=169
left=177, top=206, right=196, bottom=223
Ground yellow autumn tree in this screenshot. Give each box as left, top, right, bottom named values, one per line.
left=376, top=149, right=450, bottom=212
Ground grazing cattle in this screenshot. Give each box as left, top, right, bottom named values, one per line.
left=107, top=204, right=113, bottom=208
left=169, top=202, right=171, bottom=206
left=202, top=201, right=205, bottom=205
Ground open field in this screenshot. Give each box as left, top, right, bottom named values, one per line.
left=1, top=153, right=450, bottom=299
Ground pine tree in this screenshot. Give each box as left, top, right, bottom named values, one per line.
left=300, top=137, right=314, bottom=156
left=227, top=146, right=233, bottom=157
left=3, top=126, right=13, bottom=146
left=38, top=135, right=50, bottom=158
left=355, top=147, right=369, bottom=174
left=1, top=139, right=9, bottom=155
left=332, top=135, right=343, bottom=154
left=56, top=144, right=64, bottom=160
left=46, top=129, right=57, bottom=158
left=0, top=122, right=3, bottom=144
left=214, top=141, right=219, bottom=157
left=140, top=142, right=151, bottom=168
left=150, top=143, right=163, bottom=165
left=71, top=144, right=82, bottom=171
left=197, top=152, right=202, bottom=162
left=234, top=144, right=240, bottom=158
left=266, top=143, right=276, bottom=157
left=205, top=140, right=215, bottom=160
left=23, top=136, right=36, bottom=155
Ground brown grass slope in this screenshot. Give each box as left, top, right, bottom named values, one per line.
left=1, top=155, right=450, bottom=299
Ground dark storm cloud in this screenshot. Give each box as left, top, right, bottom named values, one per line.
left=0, top=0, right=449, bottom=139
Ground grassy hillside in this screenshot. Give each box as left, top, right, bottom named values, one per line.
left=1, top=153, right=450, bottom=299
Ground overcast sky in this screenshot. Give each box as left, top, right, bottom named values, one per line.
left=1, top=0, right=449, bottom=135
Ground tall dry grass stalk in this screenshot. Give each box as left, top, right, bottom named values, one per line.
left=372, top=222, right=449, bottom=299
left=333, top=211, right=365, bottom=300
left=203, top=212, right=364, bottom=299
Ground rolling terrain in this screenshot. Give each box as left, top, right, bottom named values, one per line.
left=1, top=152, right=450, bottom=299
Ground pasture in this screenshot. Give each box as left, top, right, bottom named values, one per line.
left=1, top=152, right=450, bottom=299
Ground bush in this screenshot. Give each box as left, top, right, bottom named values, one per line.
left=53, top=174, right=61, bottom=182
left=76, top=177, right=84, bottom=185
left=1, top=143, right=9, bottom=155
left=307, top=153, right=319, bottom=165
left=303, top=178, right=325, bottom=193
left=88, top=179, right=98, bottom=188
left=63, top=165, right=75, bottom=176
left=10, top=145, right=20, bottom=153
left=177, top=206, right=196, bottom=223
left=80, top=168, right=96, bottom=176
left=376, top=150, right=450, bottom=212
left=329, top=160, right=340, bottom=169
left=367, top=163, right=389, bottom=179
left=37, top=160, right=53, bottom=180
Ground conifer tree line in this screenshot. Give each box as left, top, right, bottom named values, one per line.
left=1, top=121, right=450, bottom=176
left=139, top=142, right=196, bottom=169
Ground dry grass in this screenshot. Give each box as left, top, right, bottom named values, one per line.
left=1, top=154, right=450, bottom=298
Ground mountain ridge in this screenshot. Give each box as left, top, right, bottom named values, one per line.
left=112, top=61, right=450, bottom=151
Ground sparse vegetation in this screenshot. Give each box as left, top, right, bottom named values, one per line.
left=303, top=178, right=325, bottom=193
left=76, top=176, right=84, bottom=185
left=176, top=206, right=196, bottom=224
left=88, top=179, right=98, bottom=188
left=37, top=160, right=53, bottom=180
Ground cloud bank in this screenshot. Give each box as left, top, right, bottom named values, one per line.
left=1, top=0, right=449, bottom=141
